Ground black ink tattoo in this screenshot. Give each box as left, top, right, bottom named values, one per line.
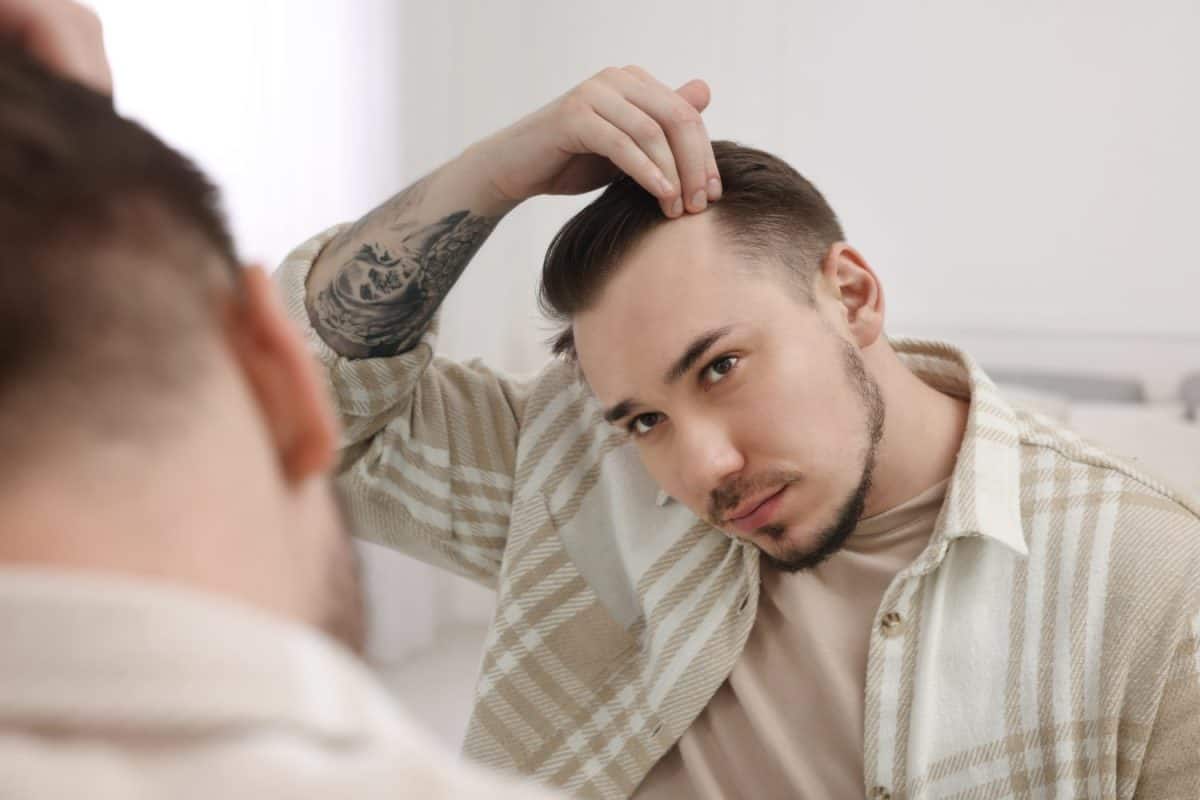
left=333, top=175, right=429, bottom=255
left=308, top=180, right=499, bottom=359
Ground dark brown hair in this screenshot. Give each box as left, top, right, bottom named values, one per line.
left=0, top=47, right=241, bottom=445
left=539, top=140, right=845, bottom=359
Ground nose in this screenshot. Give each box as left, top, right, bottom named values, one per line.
left=673, top=415, right=745, bottom=504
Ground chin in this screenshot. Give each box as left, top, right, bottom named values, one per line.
left=753, top=516, right=852, bottom=573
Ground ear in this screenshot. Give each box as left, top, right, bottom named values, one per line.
left=224, top=265, right=339, bottom=485
left=819, top=243, right=886, bottom=348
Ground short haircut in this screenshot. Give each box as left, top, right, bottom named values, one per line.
left=0, top=47, right=241, bottom=451
left=539, top=140, right=845, bottom=359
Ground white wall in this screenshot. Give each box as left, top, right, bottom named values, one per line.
left=91, top=0, right=407, bottom=270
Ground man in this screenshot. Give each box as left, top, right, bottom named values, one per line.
left=286, top=66, right=1200, bottom=798
left=0, top=3, right=558, bottom=797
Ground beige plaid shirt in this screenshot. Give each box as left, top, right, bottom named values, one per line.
left=280, top=227, right=1200, bottom=799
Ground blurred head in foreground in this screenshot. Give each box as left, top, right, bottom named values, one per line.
left=0, top=47, right=364, bottom=653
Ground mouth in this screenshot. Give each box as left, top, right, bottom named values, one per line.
left=723, top=485, right=788, bottom=535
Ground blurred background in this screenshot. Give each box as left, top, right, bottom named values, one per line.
left=89, top=0, right=1200, bottom=748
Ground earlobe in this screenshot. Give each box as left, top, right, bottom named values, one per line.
left=823, top=244, right=885, bottom=348
left=227, top=266, right=339, bottom=485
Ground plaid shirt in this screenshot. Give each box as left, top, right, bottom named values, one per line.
left=280, top=227, right=1200, bottom=799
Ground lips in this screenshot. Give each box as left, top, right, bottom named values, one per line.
left=724, top=486, right=785, bottom=524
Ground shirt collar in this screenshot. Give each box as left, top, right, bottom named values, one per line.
left=894, top=338, right=1029, bottom=560
left=0, top=568, right=396, bottom=741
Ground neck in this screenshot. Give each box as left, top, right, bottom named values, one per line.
left=0, top=420, right=290, bottom=614
left=860, top=344, right=970, bottom=518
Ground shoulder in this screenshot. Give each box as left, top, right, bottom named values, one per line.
left=1014, top=407, right=1200, bottom=622
left=1014, top=407, right=1200, bottom=524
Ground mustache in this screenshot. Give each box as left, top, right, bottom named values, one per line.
left=707, top=469, right=803, bottom=524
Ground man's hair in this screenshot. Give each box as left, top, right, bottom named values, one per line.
left=539, top=140, right=845, bottom=359
left=0, top=47, right=241, bottom=449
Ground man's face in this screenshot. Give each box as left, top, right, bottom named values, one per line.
left=574, top=212, right=884, bottom=571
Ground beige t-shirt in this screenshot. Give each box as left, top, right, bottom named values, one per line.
left=635, top=480, right=948, bottom=799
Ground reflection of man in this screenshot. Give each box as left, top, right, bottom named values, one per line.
left=289, top=59, right=1200, bottom=797
left=0, top=4, right=558, bottom=797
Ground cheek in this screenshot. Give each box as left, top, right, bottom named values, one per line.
left=639, top=447, right=680, bottom=497
left=755, top=364, right=865, bottom=464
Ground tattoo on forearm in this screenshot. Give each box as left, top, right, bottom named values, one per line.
left=308, top=181, right=499, bottom=358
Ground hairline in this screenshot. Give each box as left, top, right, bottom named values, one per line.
left=552, top=223, right=830, bottom=363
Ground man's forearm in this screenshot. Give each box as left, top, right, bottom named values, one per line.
left=305, top=146, right=517, bottom=359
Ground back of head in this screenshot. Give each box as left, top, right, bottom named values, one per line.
left=540, top=141, right=845, bottom=358
left=0, top=47, right=240, bottom=458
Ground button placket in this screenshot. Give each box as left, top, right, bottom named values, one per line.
left=867, top=579, right=918, bottom=800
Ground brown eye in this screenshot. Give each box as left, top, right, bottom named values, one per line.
left=630, top=412, right=662, bottom=437
left=702, top=355, right=738, bottom=385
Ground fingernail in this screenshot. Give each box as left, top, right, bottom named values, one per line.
left=707, top=177, right=722, bottom=201
left=691, top=190, right=708, bottom=212
left=657, top=173, right=674, bottom=196
left=671, top=197, right=684, bottom=217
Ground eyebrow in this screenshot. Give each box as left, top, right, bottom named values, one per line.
left=601, top=325, right=735, bottom=425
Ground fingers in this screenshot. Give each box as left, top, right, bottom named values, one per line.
left=571, top=110, right=680, bottom=215
left=673, top=78, right=711, bottom=115
left=673, top=79, right=721, bottom=202
left=587, top=84, right=683, bottom=217
left=571, top=66, right=719, bottom=218
left=0, top=0, right=112, bottom=94
left=628, top=68, right=720, bottom=209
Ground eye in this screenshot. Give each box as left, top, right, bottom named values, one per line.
left=701, top=355, right=739, bottom=386
left=628, top=412, right=663, bottom=437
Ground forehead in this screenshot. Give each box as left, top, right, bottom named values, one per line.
left=573, top=212, right=795, bottom=401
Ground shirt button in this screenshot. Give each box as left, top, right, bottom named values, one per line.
left=880, top=611, right=905, bottom=637
left=869, top=787, right=892, bottom=800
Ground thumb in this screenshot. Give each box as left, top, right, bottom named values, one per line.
left=675, top=78, right=711, bottom=113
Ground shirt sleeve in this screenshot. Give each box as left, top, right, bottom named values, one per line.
left=274, top=225, right=539, bottom=587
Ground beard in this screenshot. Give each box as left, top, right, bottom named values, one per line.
left=710, top=339, right=886, bottom=573
left=316, top=483, right=368, bottom=656
left=757, top=451, right=873, bottom=572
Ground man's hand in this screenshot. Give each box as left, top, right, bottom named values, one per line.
left=474, top=66, right=721, bottom=218
left=306, top=65, right=721, bottom=359
left=0, top=0, right=112, bottom=95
